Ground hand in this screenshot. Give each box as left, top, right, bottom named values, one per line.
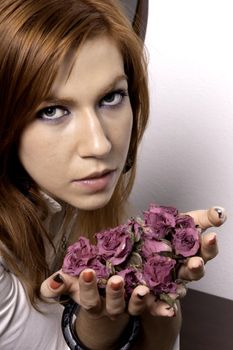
left=135, top=206, right=227, bottom=316
left=41, top=270, right=132, bottom=349
left=40, top=268, right=175, bottom=322
left=128, top=206, right=227, bottom=316
left=41, top=271, right=182, bottom=350
left=41, top=207, right=227, bottom=321
left=178, top=206, right=226, bottom=281
left=41, top=269, right=127, bottom=318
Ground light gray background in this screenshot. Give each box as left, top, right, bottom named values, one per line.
left=130, top=0, right=233, bottom=301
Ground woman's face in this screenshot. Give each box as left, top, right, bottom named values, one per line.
left=19, top=36, right=133, bottom=210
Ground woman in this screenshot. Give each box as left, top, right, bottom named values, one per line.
left=0, top=0, right=225, bottom=349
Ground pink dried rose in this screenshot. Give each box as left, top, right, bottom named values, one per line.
left=127, top=218, right=143, bottom=242
left=62, top=204, right=201, bottom=302
left=175, top=214, right=197, bottom=230
left=86, top=256, right=112, bottom=289
left=63, top=237, right=97, bottom=276
left=117, top=267, right=146, bottom=299
left=172, top=227, right=200, bottom=257
left=95, top=224, right=134, bottom=266
left=143, top=255, right=176, bottom=293
left=172, top=213, right=200, bottom=257
left=141, top=237, right=172, bottom=259
left=143, top=204, right=177, bottom=239
left=153, top=281, right=178, bottom=296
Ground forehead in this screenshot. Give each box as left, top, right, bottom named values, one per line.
left=51, top=36, right=126, bottom=98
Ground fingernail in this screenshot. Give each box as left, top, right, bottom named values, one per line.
left=50, top=273, right=64, bottom=289
left=165, top=306, right=175, bottom=317
left=214, top=207, right=223, bottom=218
left=172, top=308, right=177, bottom=317
left=208, top=234, right=217, bottom=245
left=168, top=305, right=177, bottom=317
left=82, top=270, right=94, bottom=283
left=191, top=257, right=204, bottom=269
left=137, top=290, right=148, bottom=300
left=214, top=207, right=226, bottom=222
left=111, top=280, right=123, bottom=291
left=137, top=293, right=145, bottom=300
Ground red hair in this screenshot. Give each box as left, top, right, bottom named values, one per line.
left=0, top=0, right=149, bottom=307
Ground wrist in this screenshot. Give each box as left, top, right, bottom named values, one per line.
left=62, top=299, right=140, bottom=350
left=76, top=308, right=129, bottom=349
left=132, top=305, right=182, bottom=350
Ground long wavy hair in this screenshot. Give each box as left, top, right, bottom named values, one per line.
left=0, top=0, right=149, bottom=307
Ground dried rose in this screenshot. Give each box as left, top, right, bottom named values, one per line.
left=143, top=204, right=177, bottom=239
left=154, top=281, right=178, bottom=297
left=143, top=255, right=176, bottom=291
left=127, top=218, right=143, bottom=242
left=117, top=267, right=146, bottom=299
left=62, top=237, right=97, bottom=276
left=62, top=204, right=201, bottom=302
left=88, top=256, right=112, bottom=289
left=141, top=237, right=172, bottom=259
left=175, top=214, right=196, bottom=229
left=96, top=224, right=133, bottom=266
left=172, top=227, right=200, bottom=257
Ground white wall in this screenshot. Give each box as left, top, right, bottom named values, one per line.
left=130, top=0, right=233, bottom=300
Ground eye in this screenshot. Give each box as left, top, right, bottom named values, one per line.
left=37, top=106, right=70, bottom=121
left=100, top=89, right=128, bottom=107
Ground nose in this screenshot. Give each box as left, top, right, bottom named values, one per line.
left=77, top=108, right=112, bottom=158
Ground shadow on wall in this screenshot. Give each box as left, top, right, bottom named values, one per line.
left=119, top=0, right=148, bottom=40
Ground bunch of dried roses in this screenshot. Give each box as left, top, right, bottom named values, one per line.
left=62, top=204, right=200, bottom=303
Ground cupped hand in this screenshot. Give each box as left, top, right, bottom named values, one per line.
left=40, top=268, right=176, bottom=319
left=41, top=269, right=126, bottom=319
left=40, top=206, right=226, bottom=321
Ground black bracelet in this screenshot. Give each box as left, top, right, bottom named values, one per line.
left=61, top=298, right=140, bottom=350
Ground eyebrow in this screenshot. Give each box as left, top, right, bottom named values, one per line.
left=42, top=74, right=128, bottom=107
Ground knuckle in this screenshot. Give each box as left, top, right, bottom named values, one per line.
left=204, top=251, right=218, bottom=262
left=106, top=297, right=125, bottom=315
left=106, top=287, right=124, bottom=300
left=80, top=296, right=100, bottom=309
left=191, top=269, right=205, bottom=281
left=106, top=305, right=124, bottom=316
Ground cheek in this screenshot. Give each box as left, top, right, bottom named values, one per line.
left=19, top=130, right=38, bottom=166
left=18, top=125, right=58, bottom=175
left=113, top=110, right=133, bottom=153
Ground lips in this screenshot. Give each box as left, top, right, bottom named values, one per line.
left=71, top=169, right=116, bottom=192
left=77, top=169, right=114, bottom=181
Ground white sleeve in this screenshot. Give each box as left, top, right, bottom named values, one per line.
left=172, top=335, right=180, bottom=350
left=0, top=259, right=69, bottom=350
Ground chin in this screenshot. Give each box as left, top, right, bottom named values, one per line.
left=68, top=192, right=114, bottom=211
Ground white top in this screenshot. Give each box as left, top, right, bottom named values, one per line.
left=0, top=261, right=68, bottom=350
left=0, top=194, right=70, bottom=350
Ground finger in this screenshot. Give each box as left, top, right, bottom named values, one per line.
left=127, top=285, right=150, bottom=316
left=40, top=270, right=77, bottom=299
left=175, top=283, right=188, bottom=299
left=78, top=269, right=102, bottom=313
left=200, top=232, right=218, bottom=263
left=178, top=256, right=205, bottom=281
left=185, top=207, right=226, bottom=231
left=147, top=294, right=178, bottom=317
left=105, top=275, right=125, bottom=318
